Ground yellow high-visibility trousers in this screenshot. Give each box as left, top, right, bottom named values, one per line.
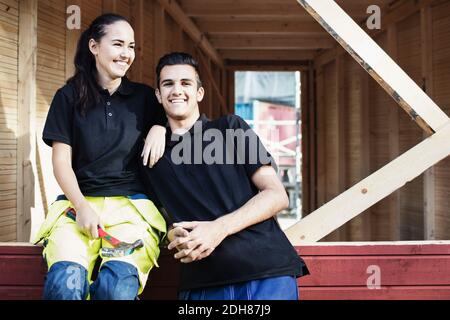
left=33, top=194, right=166, bottom=294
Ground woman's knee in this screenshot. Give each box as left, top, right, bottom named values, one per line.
left=90, top=261, right=139, bottom=300
left=43, top=261, right=89, bottom=300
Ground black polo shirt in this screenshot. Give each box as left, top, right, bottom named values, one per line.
left=142, top=114, right=309, bottom=291
left=43, top=77, right=166, bottom=196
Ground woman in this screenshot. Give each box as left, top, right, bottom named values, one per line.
left=33, top=13, right=167, bottom=300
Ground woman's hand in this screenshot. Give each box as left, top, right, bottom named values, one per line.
left=74, top=202, right=103, bottom=239
left=167, top=225, right=190, bottom=250
left=142, top=125, right=166, bottom=168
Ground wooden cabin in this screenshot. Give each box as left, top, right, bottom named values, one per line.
left=1, top=0, right=450, bottom=299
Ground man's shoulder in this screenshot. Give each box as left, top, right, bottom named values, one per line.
left=207, top=114, right=247, bottom=130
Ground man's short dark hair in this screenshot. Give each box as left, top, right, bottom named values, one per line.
left=156, top=52, right=203, bottom=89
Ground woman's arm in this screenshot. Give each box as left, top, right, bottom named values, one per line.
left=141, top=125, right=166, bottom=168
left=52, top=141, right=102, bottom=239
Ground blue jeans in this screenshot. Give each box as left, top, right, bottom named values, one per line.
left=179, top=276, right=299, bottom=300
left=43, top=261, right=139, bottom=300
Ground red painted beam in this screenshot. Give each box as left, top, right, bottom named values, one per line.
left=1, top=243, right=450, bottom=300
left=300, top=286, right=450, bottom=300
left=296, top=243, right=450, bottom=255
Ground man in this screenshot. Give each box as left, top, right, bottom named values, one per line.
left=142, top=52, right=309, bottom=300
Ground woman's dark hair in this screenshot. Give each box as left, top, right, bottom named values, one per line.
left=156, top=52, right=203, bottom=89
left=67, top=13, right=130, bottom=115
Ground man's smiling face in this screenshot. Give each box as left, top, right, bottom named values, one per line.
left=156, top=64, right=204, bottom=121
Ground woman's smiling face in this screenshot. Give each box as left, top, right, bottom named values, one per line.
left=89, top=20, right=135, bottom=81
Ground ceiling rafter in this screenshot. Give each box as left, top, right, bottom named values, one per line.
left=157, top=0, right=224, bottom=68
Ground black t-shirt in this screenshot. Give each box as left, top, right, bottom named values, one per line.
left=142, top=114, right=309, bottom=290
left=43, top=77, right=166, bottom=196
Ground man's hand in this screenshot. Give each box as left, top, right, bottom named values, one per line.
left=142, top=125, right=166, bottom=168
left=168, top=220, right=228, bottom=263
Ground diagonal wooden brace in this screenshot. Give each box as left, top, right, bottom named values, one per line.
left=297, top=0, right=449, bottom=134
left=286, top=122, right=450, bottom=244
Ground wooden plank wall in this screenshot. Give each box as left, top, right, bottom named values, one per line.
left=0, top=0, right=228, bottom=241
left=369, top=32, right=395, bottom=241
left=312, top=0, right=450, bottom=241
left=432, top=1, right=450, bottom=239
left=321, top=61, right=340, bottom=241
left=343, top=54, right=371, bottom=241
left=396, top=12, right=424, bottom=240
left=36, top=0, right=66, bottom=216
left=0, top=0, right=19, bottom=241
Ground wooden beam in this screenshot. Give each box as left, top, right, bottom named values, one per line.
left=212, top=64, right=223, bottom=118
left=210, top=35, right=335, bottom=50
left=157, top=0, right=224, bottom=68
left=153, top=4, right=166, bottom=77
left=301, top=70, right=310, bottom=216
left=220, top=49, right=316, bottom=61
left=196, top=50, right=229, bottom=116
left=386, top=23, right=401, bottom=240
left=316, top=67, right=326, bottom=208
left=129, top=0, right=144, bottom=82
left=196, top=19, right=327, bottom=35
left=421, top=4, right=435, bottom=240
left=204, top=57, right=213, bottom=117
left=175, top=23, right=185, bottom=53
left=226, top=63, right=310, bottom=71
left=336, top=56, right=346, bottom=194
left=180, top=0, right=369, bottom=20
left=314, top=47, right=338, bottom=69
left=65, top=0, right=82, bottom=80
left=180, top=0, right=311, bottom=19
left=297, top=0, right=448, bottom=134
left=336, top=55, right=346, bottom=240
left=226, top=70, right=235, bottom=114
left=359, top=69, right=371, bottom=240
left=221, top=68, right=227, bottom=114
left=102, top=0, right=117, bottom=13
left=286, top=121, right=450, bottom=244
left=314, top=47, right=343, bottom=68
left=17, top=0, right=37, bottom=241
left=307, top=64, right=316, bottom=214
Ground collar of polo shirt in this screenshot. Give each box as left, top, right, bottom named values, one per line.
left=98, top=76, right=134, bottom=96
left=165, top=113, right=209, bottom=147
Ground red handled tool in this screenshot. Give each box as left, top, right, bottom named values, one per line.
left=64, top=207, right=144, bottom=257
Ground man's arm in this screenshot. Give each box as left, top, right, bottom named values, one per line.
left=168, top=165, right=289, bottom=263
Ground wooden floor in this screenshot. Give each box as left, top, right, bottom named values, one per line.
left=1, top=241, right=450, bottom=300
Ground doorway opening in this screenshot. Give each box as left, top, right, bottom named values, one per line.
left=234, top=71, right=302, bottom=229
